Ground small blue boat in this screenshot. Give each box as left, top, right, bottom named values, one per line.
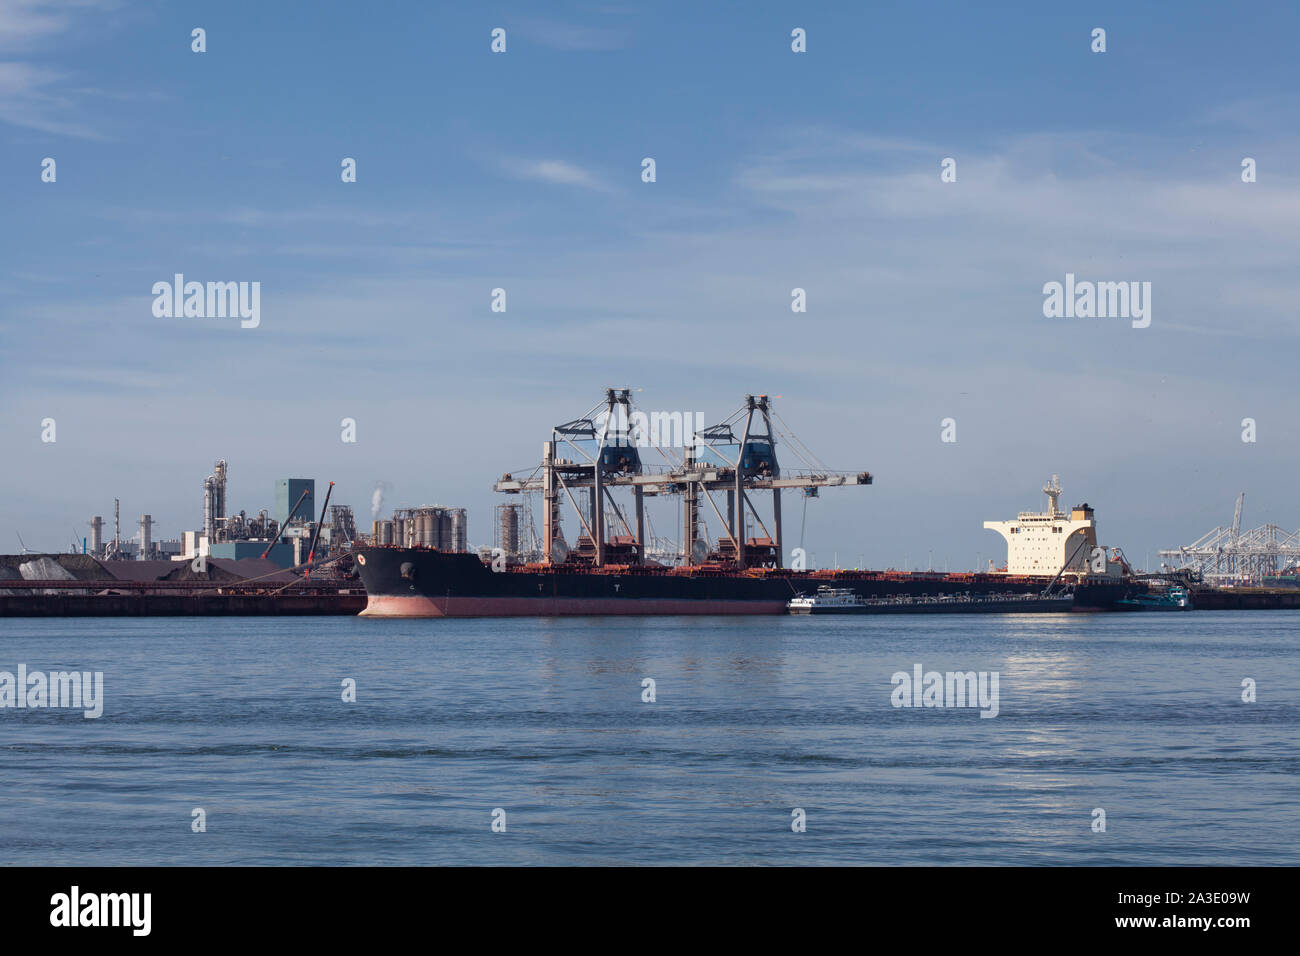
left=1117, top=585, right=1193, bottom=611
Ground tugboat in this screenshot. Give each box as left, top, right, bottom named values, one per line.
left=1117, top=585, right=1193, bottom=611
left=787, top=585, right=1074, bottom=615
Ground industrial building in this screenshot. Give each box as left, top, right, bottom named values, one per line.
left=80, top=460, right=362, bottom=571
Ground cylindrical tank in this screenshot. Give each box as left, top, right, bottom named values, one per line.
left=437, top=510, right=452, bottom=550
left=392, top=517, right=406, bottom=547
left=450, top=509, right=467, bottom=552
left=379, top=520, right=393, bottom=545
left=139, top=514, right=153, bottom=560
left=90, top=516, right=104, bottom=556
left=500, top=505, right=519, bottom=555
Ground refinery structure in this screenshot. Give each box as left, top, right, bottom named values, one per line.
left=79, top=459, right=362, bottom=571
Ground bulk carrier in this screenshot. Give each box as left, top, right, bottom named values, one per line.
left=353, top=391, right=1131, bottom=616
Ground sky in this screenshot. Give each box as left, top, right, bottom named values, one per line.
left=2, top=0, right=1298, bottom=570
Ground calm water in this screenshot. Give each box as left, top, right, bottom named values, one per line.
left=1, top=612, right=1296, bottom=866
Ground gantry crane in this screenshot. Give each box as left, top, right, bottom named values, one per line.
left=493, top=389, right=872, bottom=569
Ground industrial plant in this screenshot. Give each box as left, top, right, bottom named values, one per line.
left=0, top=459, right=372, bottom=614
left=78, top=459, right=361, bottom=570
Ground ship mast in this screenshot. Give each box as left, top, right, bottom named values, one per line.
left=1043, top=474, right=1063, bottom=517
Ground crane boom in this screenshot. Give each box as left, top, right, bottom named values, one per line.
left=261, top=488, right=310, bottom=559
left=303, top=481, right=335, bottom=580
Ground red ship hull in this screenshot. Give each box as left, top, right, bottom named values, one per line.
left=361, top=594, right=788, bottom=617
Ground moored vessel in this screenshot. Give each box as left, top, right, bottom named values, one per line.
left=354, top=390, right=1133, bottom=618
left=1116, top=585, right=1193, bottom=611
left=786, top=585, right=1075, bottom=615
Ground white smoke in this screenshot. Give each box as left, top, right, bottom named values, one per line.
left=371, top=483, right=385, bottom=521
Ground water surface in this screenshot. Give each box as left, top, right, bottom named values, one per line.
left=1, top=612, right=1295, bottom=865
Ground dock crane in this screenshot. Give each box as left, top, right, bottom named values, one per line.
left=303, top=481, right=335, bottom=580
left=494, top=389, right=872, bottom=570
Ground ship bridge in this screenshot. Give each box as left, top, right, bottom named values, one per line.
left=983, top=476, right=1103, bottom=576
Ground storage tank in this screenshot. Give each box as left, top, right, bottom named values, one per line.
left=450, top=509, right=467, bottom=552
left=437, top=510, right=453, bottom=550
left=500, top=505, right=519, bottom=556
left=139, top=514, right=153, bottom=560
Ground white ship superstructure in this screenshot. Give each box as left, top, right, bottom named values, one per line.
left=984, top=476, right=1119, bottom=577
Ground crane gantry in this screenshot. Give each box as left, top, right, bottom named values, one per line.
left=493, top=389, right=872, bottom=569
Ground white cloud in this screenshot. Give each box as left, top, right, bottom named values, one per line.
left=0, top=0, right=72, bottom=50
left=0, top=1, right=120, bottom=137
left=497, top=157, right=612, bottom=192
left=0, top=60, right=103, bottom=137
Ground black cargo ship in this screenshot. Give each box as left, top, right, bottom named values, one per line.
left=353, top=547, right=1129, bottom=617
left=354, top=393, right=1136, bottom=618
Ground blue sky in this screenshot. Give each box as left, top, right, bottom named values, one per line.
left=2, top=0, right=1299, bottom=568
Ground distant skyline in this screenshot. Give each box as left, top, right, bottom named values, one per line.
left=3, top=1, right=1299, bottom=568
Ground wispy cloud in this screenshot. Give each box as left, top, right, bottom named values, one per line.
left=515, top=16, right=627, bottom=51
left=0, top=0, right=75, bottom=50
left=1195, top=94, right=1300, bottom=133
left=90, top=203, right=423, bottom=229
left=735, top=128, right=1300, bottom=243
left=497, top=156, right=612, bottom=192
left=0, top=60, right=104, bottom=137
left=0, top=1, right=121, bottom=137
